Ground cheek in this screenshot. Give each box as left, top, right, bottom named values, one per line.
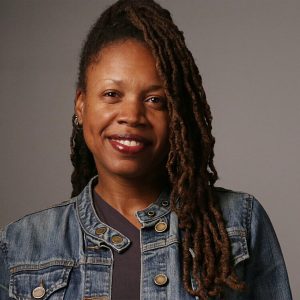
left=157, top=115, right=170, bottom=148
left=82, top=105, right=118, bottom=154
left=83, top=103, right=114, bottom=133
left=162, top=113, right=170, bottom=136
left=81, top=108, right=103, bottom=149
left=82, top=125, right=97, bottom=154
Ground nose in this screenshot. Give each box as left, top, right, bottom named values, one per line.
left=117, top=98, right=147, bottom=127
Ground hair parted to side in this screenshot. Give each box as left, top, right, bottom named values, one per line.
left=70, top=0, right=246, bottom=298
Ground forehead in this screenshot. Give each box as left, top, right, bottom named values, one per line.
left=97, top=39, right=153, bottom=61
left=86, top=39, right=160, bottom=81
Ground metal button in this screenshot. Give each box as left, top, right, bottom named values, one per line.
left=155, top=221, right=168, bottom=233
left=154, top=273, right=168, bottom=286
left=111, top=235, right=123, bottom=244
left=32, top=283, right=46, bottom=299
left=95, top=227, right=107, bottom=235
left=147, top=210, right=156, bottom=217
left=161, top=200, right=169, bottom=207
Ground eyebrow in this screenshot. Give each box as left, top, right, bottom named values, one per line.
left=103, top=79, right=164, bottom=92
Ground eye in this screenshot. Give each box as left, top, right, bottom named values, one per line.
left=145, top=96, right=167, bottom=110
left=101, top=90, right=121, bottom=103
left=146, top=96, right=161, bottom=103
left=103, top=91, right=119, bottom=97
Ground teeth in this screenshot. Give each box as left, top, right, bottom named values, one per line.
left=112, top=139, right=142, bottom=146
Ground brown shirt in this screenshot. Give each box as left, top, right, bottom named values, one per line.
left=93, top=190, right=140, bottom=300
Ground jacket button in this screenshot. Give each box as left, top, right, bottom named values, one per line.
left=32, top=284, right=46, bottom=299
left=161, top=200, right=169, bottom=207
left=111, top=235, right=123, bottom=244
left=95, top=227, right=107, bottom=235
left=155, top=221, right=168, bottom=233
left=154, top=273, right=168, bottom=286
left=147, top=210, right=156, bottom=217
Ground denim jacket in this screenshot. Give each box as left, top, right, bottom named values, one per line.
left=0, top=177, right=292, bottom=299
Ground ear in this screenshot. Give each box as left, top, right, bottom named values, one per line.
left=75, top=89, right=85, bottom=124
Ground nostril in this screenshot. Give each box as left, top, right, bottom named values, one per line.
left=117, top=119, right=147, bottom=128
left=117, top=113, right=147, bottom=127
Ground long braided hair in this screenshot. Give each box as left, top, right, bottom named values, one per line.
left=70, top=0, right=245, bottom=298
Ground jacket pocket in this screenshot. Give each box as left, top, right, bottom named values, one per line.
left=226, top=227, right=249, bottom=266
left=9, top=261, right=73, bottom=300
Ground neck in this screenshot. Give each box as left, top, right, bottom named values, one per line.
left=94, top=172, right=168, bottom=216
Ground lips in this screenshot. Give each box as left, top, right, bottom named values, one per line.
left=108, top=134, right=151, bottom=154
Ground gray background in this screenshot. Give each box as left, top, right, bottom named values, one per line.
left=0, top=0, right=299, bottom=298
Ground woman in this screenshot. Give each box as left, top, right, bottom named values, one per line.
left=0, top=0, right=292, bottom=299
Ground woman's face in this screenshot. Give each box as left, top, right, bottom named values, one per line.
left=75, top=39, right=170, bottom=181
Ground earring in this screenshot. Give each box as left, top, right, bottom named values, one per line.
left=73, top=115, right=82, bottom=128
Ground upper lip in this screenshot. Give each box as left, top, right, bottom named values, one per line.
left=108, top=134, right=151, bottom=144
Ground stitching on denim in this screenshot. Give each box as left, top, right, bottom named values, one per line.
left=226, top=227, right=250, bottom=266
left=0, top=283, right=9, bottom=292
left=0, top=240, right=8, bottom=255
left=83, top=257, right=112, bottom=266
left=226, top=227, right=246, bottom=237
left=11, top=267, right=71, bottom=299
left=10, top=260, right=75, bottom=273
left=108, top=247, right=113, bottom=300
left=142, top=235, right=179, bottom=252
left=44, top=267, right=71, bottom=298
left=246, top=195, right=253, bottom=241
left=242, top=194, right=253, bottom=241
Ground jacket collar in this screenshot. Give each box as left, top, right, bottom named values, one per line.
left=76, top=176, right=171, bottom=253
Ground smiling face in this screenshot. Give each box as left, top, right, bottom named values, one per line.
left=75, top=39, right=170, bottom=181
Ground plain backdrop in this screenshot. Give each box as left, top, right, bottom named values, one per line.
left=0, top=0, right=299, bottom=298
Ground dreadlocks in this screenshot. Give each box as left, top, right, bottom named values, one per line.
left=70, top=0, right=245, bottom=298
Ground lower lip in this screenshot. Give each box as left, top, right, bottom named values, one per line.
left=109, top=139, right=146, bottom=154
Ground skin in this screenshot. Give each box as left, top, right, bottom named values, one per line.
left=75, top=39, right=170, bottom=229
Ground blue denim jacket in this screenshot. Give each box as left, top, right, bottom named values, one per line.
left=0, top=177, right=292, bottom=299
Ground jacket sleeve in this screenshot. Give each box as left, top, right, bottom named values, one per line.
left=0, top=229, right=10, bottom=299
left=243, top=197, right=293, bottom=299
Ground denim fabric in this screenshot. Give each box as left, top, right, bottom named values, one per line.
left=0, top=177, right=292, bottom=299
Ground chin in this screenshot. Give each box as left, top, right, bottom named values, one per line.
left=99, top=159, right=147, bottom=177
left=113, top=166, right=151, bottom=179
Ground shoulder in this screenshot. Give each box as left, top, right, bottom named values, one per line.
left=0, top=197, right=79, bottom=291
left=212, top=186, right=265, bottom=235
left=212, top=187, right=269, bottom=267
left=0, top=197, right=77, bottom=246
